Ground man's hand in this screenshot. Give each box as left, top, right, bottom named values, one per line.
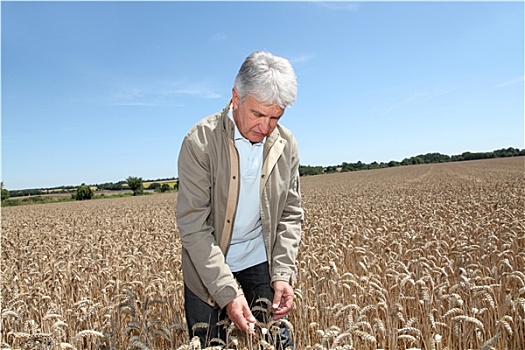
left=226, top=295, right=256, bottom=333
left=272, top=281, right=294, bottom=320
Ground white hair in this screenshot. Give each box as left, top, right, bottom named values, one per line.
left=234, top=51, right=297, bottom=109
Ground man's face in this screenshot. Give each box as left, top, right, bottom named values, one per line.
left=232, top=88, right=284, bottom=143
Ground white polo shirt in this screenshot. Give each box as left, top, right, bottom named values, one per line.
left=226, top=109, right=267, bottom=272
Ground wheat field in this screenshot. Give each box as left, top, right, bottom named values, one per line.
left=1, top=157, right=524, bottom=349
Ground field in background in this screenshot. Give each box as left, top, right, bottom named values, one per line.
left=1, top=157, right=524, bottom=349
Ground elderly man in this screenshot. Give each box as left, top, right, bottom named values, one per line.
left=176, top=51, right=303, bottom=349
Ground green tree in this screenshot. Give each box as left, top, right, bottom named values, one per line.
left=299, top=165, right=323, bottom=176
left=97, top=182, right=124, bottom=190
left=325, top=166, right=338, bottom=173
left=1, top=182, right=9, bottom=201
left=127, top=176, right=144, bottom=196
left=160, top=183, right=170, bottom=192
left=73, top=184, right=94, bottom=200
left=369, top=161, right=380, bottom=169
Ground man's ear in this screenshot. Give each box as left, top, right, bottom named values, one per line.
left=232, top=88, right=239, bottom=110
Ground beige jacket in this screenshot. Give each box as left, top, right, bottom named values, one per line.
left=176, top=101, right=303, bottom=308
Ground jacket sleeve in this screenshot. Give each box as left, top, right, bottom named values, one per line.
left=176, top=134, right=243, bottom=308
left=271, top=137, right=304, bottom=287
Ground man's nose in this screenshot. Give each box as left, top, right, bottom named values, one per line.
left=259, top=118, right=271, bottom=135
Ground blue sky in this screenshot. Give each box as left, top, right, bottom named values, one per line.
left=2, top=1, right=523, bottom=190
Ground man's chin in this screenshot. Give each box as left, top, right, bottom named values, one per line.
left=248, top=135, right=265, bottom=143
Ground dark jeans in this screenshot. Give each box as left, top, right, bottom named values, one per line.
left=184, top=262, right=294, bottom=349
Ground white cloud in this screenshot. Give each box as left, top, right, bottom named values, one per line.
left=312, top=1, right=359, bottom=12
left=382, top=87, right=460, bottom=116
left=211, top=32, right=227, bottom=41
left=107, top=81, right=222, bottom=107
left=169, top=86, right=222, bottom=99
left=495, top=76, right=524, bottom=88
left=290, top=54, right=315, bottom=65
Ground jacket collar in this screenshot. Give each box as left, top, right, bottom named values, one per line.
left=221, top=100, right=235, bottom=140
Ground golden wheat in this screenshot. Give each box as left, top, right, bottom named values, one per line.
left=2, top=157, right=524, bottom=349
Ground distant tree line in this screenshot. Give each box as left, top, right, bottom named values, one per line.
left=3, top=148, right=522, bottom=198
left=6, top=185, right=77, bottom=198
left=6, top=177, right=177, bottom=199
left=299, top=147, right=524, bottom=176
left=97, top=181, right=127, bottom=191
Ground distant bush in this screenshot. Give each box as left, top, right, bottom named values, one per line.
left=1, top=182, right=9, bottom=201
left=73, top=185, right=94, bottom=200
left=148, top=183, right=161, bottom=190
left=126, top=176, right=144, bottom=196
left=2, top=196, right=72, bottom=207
